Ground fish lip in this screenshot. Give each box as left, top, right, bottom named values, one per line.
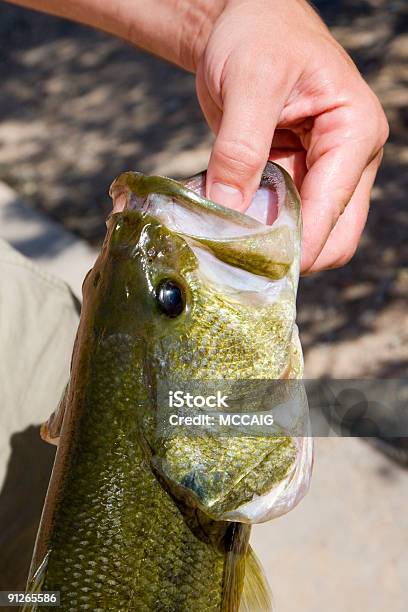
left=110, top=171, right=257, bottom=226
left=109, top=161, right=296, bottom=228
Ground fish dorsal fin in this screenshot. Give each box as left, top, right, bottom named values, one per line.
left=239, top=547, right=274, bottom=612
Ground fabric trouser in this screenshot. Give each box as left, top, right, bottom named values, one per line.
left=0, top=239, right=79, bottom=589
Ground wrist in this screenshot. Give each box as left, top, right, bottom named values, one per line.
left=175, top=0, right=226, bottom=71
left=119, top=0, right=226, bottom=72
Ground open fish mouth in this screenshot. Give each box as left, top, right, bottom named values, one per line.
left=110, top=162, right=301, bottom=284
left=108, top=162, right=312, bottom=524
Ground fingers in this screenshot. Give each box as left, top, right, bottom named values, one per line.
left=195, top=1, right=389, bottom=272
left=195, top=61, right=222, bottom=134
left=204, top=63, right=290, bottom=212
left=300, top=101, right=388, bottom=272
left=304, top=152, right=383, bottom=273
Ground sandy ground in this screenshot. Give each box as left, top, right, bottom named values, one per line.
left=253, top=437, right=408, bottom=612
left=0, top=1, right=407, bottom=610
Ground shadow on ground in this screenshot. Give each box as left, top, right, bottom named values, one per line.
left=0, top=0, right=407, bottom=377
left=0, top=3, right=210, bottom=242
left=0, top=426, right=55, bottom=594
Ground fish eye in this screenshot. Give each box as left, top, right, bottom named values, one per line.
left=155, top=280, right=185, bottom=317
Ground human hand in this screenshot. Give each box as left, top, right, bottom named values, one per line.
left=194, top=0, right=389, bottom=272
left=9, top=0, right=388, bottom=273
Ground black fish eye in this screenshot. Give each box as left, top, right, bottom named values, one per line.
left=156, top=280, right=185, bottom=317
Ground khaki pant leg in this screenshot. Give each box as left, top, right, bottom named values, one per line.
left=0, top=239, right=80, bottom=590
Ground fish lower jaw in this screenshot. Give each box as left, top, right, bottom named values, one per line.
left=219, top=435, right=313, bottom=524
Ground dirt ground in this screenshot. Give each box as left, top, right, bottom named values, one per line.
left=0, top=0, right=407, bottom=380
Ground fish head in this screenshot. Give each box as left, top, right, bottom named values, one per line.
left=81, top=162, right=311, bottom=523
left=87, top=210, right=197, bottom=339
left=104, top=162, right=303, bottom=380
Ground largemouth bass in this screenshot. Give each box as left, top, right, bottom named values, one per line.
left=25, top=162, right=312, bottom=611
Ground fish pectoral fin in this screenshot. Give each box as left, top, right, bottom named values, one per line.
left=40, top=383, right=69, bottom=446
left=40, top=421, right=58, bottom=446
left=239, top=546, right=274, bottom=612
left=21, top=552, right=50, bottom=612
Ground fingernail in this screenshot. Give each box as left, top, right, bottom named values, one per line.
left=209, top=182, right=243, bottom=210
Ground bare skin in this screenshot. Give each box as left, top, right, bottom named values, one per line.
left=8, top=0, right=389, bottom=272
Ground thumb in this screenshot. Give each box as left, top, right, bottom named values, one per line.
left=205, top=70, right=286, bottom=212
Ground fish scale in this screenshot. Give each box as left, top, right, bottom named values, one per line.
left=40, top=337, right=228, bottom=611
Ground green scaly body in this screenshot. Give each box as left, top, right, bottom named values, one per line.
left=26, top=162, right=303, bottom=611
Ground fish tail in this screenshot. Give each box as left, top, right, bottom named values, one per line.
left=239, top=546, right=274, bottom=612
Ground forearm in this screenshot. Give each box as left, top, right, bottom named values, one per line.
left=7, top=0, right=225, bottom=71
